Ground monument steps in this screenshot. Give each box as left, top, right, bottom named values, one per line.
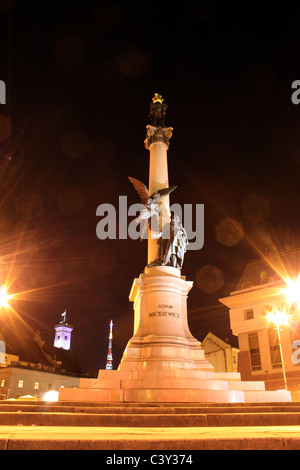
left=0, top=400, right=299, bottom=427
left=60, top=368, right=291, bottom=403
left=103, top=377, right=230, bottom=390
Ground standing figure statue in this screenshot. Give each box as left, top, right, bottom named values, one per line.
left=149, top=93, right=167, bottom=127
left=60, top=310, right=67, bottom=324
left=159, top=212, right=189, bottom=269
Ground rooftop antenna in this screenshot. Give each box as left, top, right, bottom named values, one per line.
left=105, top=320, right=113, bottom=370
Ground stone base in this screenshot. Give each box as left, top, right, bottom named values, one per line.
left=59, top=266, right=291, bottom=404
left=59, top=368, right=291, bottom=403
left=118, top=266, right=213, bottom=373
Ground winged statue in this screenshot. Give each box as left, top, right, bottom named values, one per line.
left=128, top=176, right=177, bottom=240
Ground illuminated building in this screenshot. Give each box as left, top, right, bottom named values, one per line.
left=201, top=332, right=239, bottom=373
left=0, top=367, right=79, bottom=400
left=220, top=249, right=300, bottom=400
left=54, top=311, right=73, bottom=350
left=0, top=313, right=81, bottom=399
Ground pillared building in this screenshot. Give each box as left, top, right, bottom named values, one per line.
left=220, top=248, right=300, bottom=400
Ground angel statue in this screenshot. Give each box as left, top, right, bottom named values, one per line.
left=128, top=176, right=177, bottom=241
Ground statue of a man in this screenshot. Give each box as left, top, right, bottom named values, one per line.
left=149, top=93, right=167, bottom=127
left=60, top=310, right=67, bottom=323
left=159, top=212, right=189, bottom=269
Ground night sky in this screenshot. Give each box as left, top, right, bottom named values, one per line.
left=0, top=1, right=300, bottom=373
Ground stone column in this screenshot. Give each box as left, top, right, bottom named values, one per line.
left=144, top=95, right=173, bottom=265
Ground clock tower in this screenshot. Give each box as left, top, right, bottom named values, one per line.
left=54, top=310, right=73, bottom=350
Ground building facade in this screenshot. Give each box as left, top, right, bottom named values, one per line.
left=0, top=312, right=81, bottom=399
left=220, top=250, right=300, bottom=400
left=201, top=332, right=239, bottom=373
left=0, top=365, right=79, bottom=400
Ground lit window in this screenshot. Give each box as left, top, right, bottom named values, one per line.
left=18, top=379, right=23, bottom=388
left=248, top=332, right=261, bottom=370
left=34, top=382, right=39, bottom=390
left=0, top=379, right=5, bottom=387
left=268, top=329, right=282, bottom=368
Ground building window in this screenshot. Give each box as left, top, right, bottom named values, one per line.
left=248, top=332, right=261, bottom=370
left=0, top=379, right=5, bottom=387
left=34, top=382, right=39, bottom=390
left=18, top=379, right=23, bottom=388
left=268, top=329, right=282, bottom=368
left=244, top=309, right=254, bottom=320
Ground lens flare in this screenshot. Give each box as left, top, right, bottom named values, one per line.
left=282, top=275, right=300, bottom=306
left=266, top=305, right=289, bottom=328
left=0, top=284, right=12, bottom=307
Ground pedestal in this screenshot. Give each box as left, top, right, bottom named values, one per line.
left=59, top=266, right=291, bottom=403
left=118, top=266, right=212, bottom=373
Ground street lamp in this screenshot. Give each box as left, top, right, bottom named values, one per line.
left=0, top=285, right=11, bottom=308
left=282, top=275, right=300, bottom=307
left=266, top=305, right=289, bottom=391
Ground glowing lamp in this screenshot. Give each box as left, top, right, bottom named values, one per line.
left=266, top=306, right=289, bottom=328
left=43, top=390, right=59, bottom=402
left=282, top=276, right=300, bottom=306
left=0, top=285, right=11, bottom=308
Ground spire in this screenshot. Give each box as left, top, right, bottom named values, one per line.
left=105, top=320, right=113, bottom=370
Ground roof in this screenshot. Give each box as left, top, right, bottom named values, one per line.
left=235, top=248, right=300, bottom=291
left=202, top=331, right=239, bottom=349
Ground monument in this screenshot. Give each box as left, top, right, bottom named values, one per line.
left=59, top=95, right=291, bottom=403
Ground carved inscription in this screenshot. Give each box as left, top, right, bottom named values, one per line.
left=149, top=304, right=180, bottom=318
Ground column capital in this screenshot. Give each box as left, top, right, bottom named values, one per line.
left=144, top=125, right=173, bottom=150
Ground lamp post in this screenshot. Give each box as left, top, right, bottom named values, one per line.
left=266, top=306, right=289, bottom=391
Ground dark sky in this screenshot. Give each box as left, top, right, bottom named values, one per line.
left=0, top=0, right=300, bottom=373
